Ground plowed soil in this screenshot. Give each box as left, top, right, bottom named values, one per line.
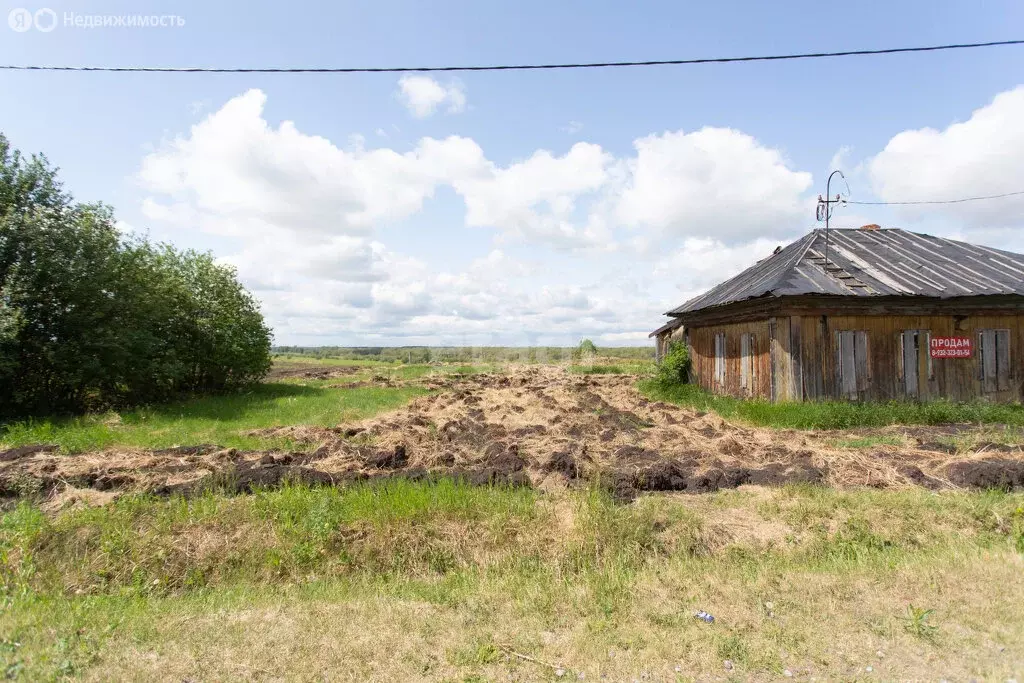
left=265, top=364, right=364, bottom=381
left=3, top=366, right=1024, bottom=505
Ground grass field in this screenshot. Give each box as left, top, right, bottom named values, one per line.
left=270, top=354, right=397, bottom=367
left=1, top=482, right=1022, bottom=680
left=641, top=379, right=1024, bottom=430
left=0, top=384, right=427, bottom=454
left=3, top=357, right=1024, bottom=680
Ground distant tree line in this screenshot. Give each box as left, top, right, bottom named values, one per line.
left=0, top=134, right=271, bottom=416
left=273, top=343, right=654, bottom=364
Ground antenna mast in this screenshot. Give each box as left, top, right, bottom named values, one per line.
left=816, top=170, right=847, bottom=270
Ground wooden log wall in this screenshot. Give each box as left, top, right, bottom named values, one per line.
left=688, top=319, right=774, bottom=399
left=794, top=313, right=1024, bottom=403
left=687, top=312, right=1024, bottom=403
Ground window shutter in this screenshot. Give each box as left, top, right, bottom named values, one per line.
left=897, top=332, right=905, bottom=382
left=714, top=333, right=725, bottom=386
left=980, top=329, right=997, bottom=393
left=855, top=330, right=870, bottom=389
left=996, top=329, right=1011, bottom=391
left=749, top=333, right=757, bottom=390
left=924, top=331, right=933, bottom=380
left=740, top=334, right=750, bottom=389
left=836, top=331, right=858, bottom=399
left=834, top=331, right=842, bottom=397
left=978, top=331, right=986, bottom=381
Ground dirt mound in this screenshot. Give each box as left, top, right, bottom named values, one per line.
left=4, top=366, right=1024, bottom=505
left=0, top=444, right=57, bottom=462
left=946, top=459, right=1024, bottom=490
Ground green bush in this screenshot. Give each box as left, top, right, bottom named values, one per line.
left=0, top=133, right=271, bottom=416
left=572, top=338, right=598, bottom=361
left=656, top=341, right=690, bottom=385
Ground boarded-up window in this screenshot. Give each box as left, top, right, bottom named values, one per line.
left=898, top=330, right=933, bottom=398
left=740, top=333, right=756, bottom=393
left=978, top=329, right=1011, bottom=392
left=714, top=333, right=726, bottom=385
left=835, top=330, right=870, bottom=399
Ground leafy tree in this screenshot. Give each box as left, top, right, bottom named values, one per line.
left=572, top=338, right=598, bottom=360
left=0, top=133, right=271, bottom=416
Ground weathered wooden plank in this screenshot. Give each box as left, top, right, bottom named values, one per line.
left=768, top=317, right=786, bottom=402
left=854, top=330, right=869, bottom=394
left=838, top=331, right=857, bottom=399
left=685, top=312, right=1024, bottom=403
left=902, top=330, right=918, bottom=398
left=997, top=329, right=1011, bottom=392
left=740, top=333, right=750, bottom=391
left=918, top=331, right=931, bottom=401
left=789, top=316, right=802, bottom=401
left=981, top=330, right=997, bottom=394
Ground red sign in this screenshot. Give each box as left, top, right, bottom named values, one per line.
left=930, top=336, right=973, bottom=359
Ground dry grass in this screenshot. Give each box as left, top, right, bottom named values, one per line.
left=7, top=366, right=1023, bottom=507
left=67, top=553, right=1021, bottom=682
left=2, top=482, right=1024, bottom=680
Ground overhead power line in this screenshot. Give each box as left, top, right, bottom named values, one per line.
left=846, top=190, right=1024, bottom=206
left=1, top=39, right=1022, bottom=74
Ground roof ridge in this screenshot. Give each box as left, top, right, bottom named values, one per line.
left=758, top=230, right=820, bottom=291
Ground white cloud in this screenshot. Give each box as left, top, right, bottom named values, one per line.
left=396, top=76, right=467, bottom=118
left=651, top=236, right=792, bottom=294
left=453, top=142, right=615, bottom=249
left=137, top=88, right=824, bottom=345
left=114, top=220, right=136, bottom=235
left=868, top=85, right=1024, bottom=229
left=598, top=331, right=652, bottom=343
left=613, top=127, right=813, bottom=243
left=225, top=235, right=389, bottom=289
left=139, top=89, right=483, bottom=238
left=829, top=145, right=852, bottom=174
left=563, top=120, right=584, bottom=134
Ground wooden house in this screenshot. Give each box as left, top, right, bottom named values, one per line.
left=649, top=318, right=684, bottom=362
left=652, top=227, right=1024, bottom=402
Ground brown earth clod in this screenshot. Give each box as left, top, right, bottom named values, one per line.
left=3, top=366, right=1024, bottom=506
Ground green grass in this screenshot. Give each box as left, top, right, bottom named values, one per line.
left=384, top=363, right=499, bottom=380
left=0, top=383, right=427, bottom=453
left=276, top=363, right=501, bottom=387
left=1, top=483, right=1023, bottom=679
left=277, top=363, right=440, bottom=384
left=271, top=354, right=395, bottom=368
left=824, top=435, right=907, bottom=449
left=640, top=379, right=1024, bottom=430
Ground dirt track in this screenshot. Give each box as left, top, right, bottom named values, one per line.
left=3, top=366, right=1024, bottom=505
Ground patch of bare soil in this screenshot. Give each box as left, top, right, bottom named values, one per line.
left=4, top=367, right=1024, bottom=505
left=265, top=364, right=363, bottom=381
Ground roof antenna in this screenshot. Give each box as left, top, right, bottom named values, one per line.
left=816, top=170, right=849, bottom=272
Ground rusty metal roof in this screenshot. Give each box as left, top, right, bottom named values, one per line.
left=648, top=318, right=684, bottom=337
left=666, top=228, right=1024, bottom=316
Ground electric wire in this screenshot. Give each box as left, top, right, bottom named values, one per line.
left=1, top=39, right=1021, bottom=74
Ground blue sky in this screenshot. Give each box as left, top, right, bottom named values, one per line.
left=3, top=0, right=1023, bottom=346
